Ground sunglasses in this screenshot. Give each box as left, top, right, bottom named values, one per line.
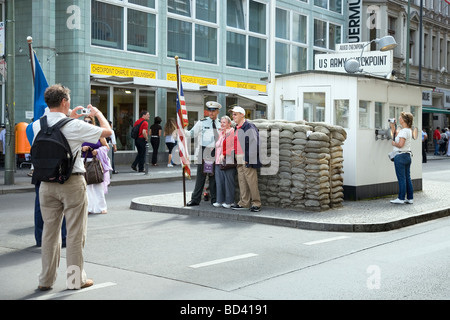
left=207, top=108, right=217, bottom=112
left=85, top=120, right=93, bottom=124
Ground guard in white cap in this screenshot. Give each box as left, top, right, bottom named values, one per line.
left=185, top=101, right=221, bottom=206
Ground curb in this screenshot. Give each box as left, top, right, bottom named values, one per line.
left=130, top=199, right=450, bottom=233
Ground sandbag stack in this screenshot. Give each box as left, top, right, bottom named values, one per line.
left=250, top=119, right=346, bottom=211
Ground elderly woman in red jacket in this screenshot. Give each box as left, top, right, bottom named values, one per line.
left=213, top=115, right=236, bottom=209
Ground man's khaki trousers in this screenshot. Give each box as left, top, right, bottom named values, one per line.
left=38, top=175, right=88, bottom=289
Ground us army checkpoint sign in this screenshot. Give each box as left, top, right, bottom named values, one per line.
left=314, top=50, right=393, bottom=76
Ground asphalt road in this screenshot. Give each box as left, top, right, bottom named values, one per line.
left=1, top=160, right=450, bottom=306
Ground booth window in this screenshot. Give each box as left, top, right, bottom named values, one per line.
left=410, top=106, right=419, bottom=128
left=304, top=92, right=325, bottom=122
left=334, top=100, right=349, bottom=128
left=359, top=100, right=371, bottom=129
left=389, top=105, right=404, bottom=125
left=374, top=102, right=384, bottom=129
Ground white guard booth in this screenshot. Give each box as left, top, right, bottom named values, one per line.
left=274, top=70, right=431, bottom=200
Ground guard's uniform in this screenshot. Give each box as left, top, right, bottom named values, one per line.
left=186, top=101, right=221, bottom=206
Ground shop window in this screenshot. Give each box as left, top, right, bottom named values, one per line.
left=91, top=86, right=109, bottom=119
left=139, top=90, right=156, bottom=123
left=114, top=88, right=136, bottom=151
left=304, top=92, right=325, bottom=122
left=334, top=100, right=349, bottom=128
left=359, top=100, right=371, bottom=129
left=374, top=102, right=384, bottom=129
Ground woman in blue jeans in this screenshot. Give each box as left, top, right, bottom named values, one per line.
left=391, top=112, right=414, bottom=204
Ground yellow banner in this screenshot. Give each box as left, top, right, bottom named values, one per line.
left=226, top=80, right=266, bottom=93
left=91, top=64, right=156, bottom=79
left=167, top=73, right=217, bottom=86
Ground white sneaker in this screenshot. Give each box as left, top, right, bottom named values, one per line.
left=222, top=203, right=231, bottom=209
left=213, top=202, right=222, bottom=207
left=405, top=199, right=414, bottom=204
left=390, top=198, right=405, bottom=204
left=167, top=164, right=173, bottom=167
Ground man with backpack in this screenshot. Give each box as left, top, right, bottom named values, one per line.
left=131, top=110, right=150, bottom=172
left=32, top=84, right=112, bottom=291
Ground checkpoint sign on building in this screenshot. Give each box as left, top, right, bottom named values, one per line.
left=314, top=50, right=393, bottom=76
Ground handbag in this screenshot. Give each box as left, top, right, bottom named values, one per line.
left=219, top=157, right=237, bottom=170
left=84, top=153, right=104, bottom=185
left=203, top=160, right=214, bottom=175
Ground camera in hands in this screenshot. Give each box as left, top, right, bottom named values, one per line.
left=388, top=118, right=396, bottom=124
left=81, top=108, right=91, bottom=115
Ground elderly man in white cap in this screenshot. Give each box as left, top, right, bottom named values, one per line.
left=185, top=101, right=221, bottom=206
left=230, top=106, right=262, bottom=212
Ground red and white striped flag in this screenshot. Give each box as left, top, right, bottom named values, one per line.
left=176, top=73, right=191, bottom=179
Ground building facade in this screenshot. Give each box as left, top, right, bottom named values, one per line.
left=0, top=0, right=449, bottom=163
left=0, top=0, right=347, bottom=162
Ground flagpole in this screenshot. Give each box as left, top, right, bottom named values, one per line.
left=27, top=36, right=35, bottom=84
left=175, top=56, right=187, bottom=207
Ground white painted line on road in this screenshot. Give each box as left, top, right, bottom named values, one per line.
left=303, top=236, right=349, bottom=246
left=189, top=253, right=258, bottom=269
left=28, top=282, right=117, bottom=300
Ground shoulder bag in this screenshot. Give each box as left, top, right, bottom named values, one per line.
left=84, top=153, right=104, bottom=185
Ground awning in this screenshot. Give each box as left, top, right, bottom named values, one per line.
left=422, top=106, right=450, bottom=114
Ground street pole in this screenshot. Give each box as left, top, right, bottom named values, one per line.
left=419, top=0, right=423, bottom=84
left=4, top=0, right=15, bottom=185
left=406, top=0, right=410, bottom=82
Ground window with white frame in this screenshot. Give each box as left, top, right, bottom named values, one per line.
left=334, top=100, right=349, bottom=128
left=314, top=18, right=341, bottom=52
left=304, top=92, right=325, bottom=122
left=275, top=8, right=307, bottom=74
left=226, top=0, right=268, bottom=71
left=374, top=102, right=384, bottom=129
left=389, top=105, right=404, bottom=127
left=314, top=0, right=342, bottom=14
left=167, top=0, right=218, bottom=64
left=359, top=100, right=371, bottom=129
left=91, top=0, right=157, bottom=54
